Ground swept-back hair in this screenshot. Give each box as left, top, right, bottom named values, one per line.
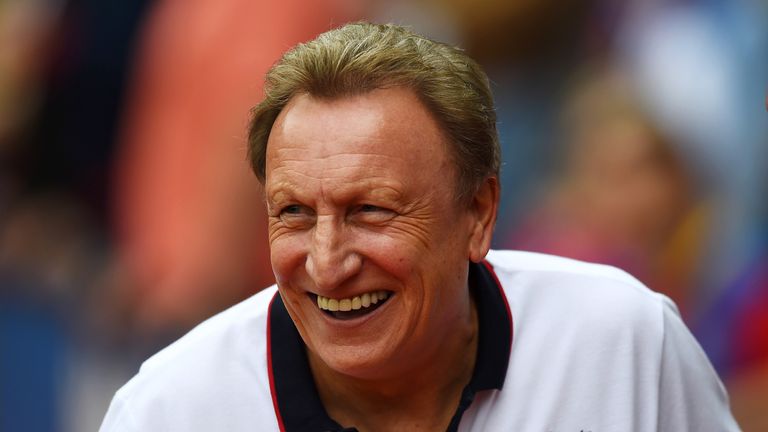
left=248, top=22, right=499, bottom=201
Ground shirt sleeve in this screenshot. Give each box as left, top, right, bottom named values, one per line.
left=656, top=296, right=742, bottom=431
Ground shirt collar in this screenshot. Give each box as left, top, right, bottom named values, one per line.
left=266, top=260, right=513, bottom=431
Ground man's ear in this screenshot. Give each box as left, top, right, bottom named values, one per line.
left=468, top=176, right=499, bottom=263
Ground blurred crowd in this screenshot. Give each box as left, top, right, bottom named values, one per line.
left=0, top=0, right=766, bottom=430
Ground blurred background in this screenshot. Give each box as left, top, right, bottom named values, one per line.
left=0, top=0, right=766, bottom=430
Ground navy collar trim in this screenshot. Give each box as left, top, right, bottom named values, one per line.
left=266, top=260, right=513, bottom=432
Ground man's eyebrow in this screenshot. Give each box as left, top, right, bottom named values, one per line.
left=266, top=185, right=299, bottom=203
left=267, top=180, right=405, bottom=205
left=363, top=184, right=404, bottom=202
left=264, top=180, right=302, bottom=204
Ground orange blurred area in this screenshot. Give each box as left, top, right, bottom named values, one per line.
left=1, top=0, right=766, bottom=430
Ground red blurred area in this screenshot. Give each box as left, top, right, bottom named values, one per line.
left=113, top=0, right=360, bottom=332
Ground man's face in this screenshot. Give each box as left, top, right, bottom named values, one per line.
left=264, top=87, right=483, bottom=379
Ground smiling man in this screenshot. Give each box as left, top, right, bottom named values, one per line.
left=101, top=23, right=739, bottom=431
left=263, top=85, right=492, bottom=431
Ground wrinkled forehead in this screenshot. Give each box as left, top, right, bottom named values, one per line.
left=265, top=89, right=456, bottom=180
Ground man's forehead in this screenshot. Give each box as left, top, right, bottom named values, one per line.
left=262, top=87, right=460, bottom=205
left=272, top=92, right=384, bottom=144
left=265, top=88, right=452, bottom=168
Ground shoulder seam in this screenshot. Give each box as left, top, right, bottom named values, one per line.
left=487, top=250, right=652, bottom=293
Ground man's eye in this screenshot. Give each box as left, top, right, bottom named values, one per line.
left=279, top=204, right=314, bottom=219
left=353, top=204, right=396, bottom=223
left=277, top=204, right=315, bottom=227
left=282, top=204, right=303, bottom=215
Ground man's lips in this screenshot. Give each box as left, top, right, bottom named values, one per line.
left=312, top=291, right=392, bottom=320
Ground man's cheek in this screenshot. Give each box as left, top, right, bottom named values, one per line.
left=269, top=240, right=305, bottom=279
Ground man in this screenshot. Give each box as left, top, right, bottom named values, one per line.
left=101, top=22, right=739, bottom=431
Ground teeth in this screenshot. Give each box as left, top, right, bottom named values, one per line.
left=328, top=298, right=339, bottom=312
left=317, top=291, right=390, bottom=312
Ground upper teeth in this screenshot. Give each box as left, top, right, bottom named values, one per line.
left=317, top=291, right=390, bottom=312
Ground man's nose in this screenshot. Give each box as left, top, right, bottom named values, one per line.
left=305, top=216, right=361, bottom=291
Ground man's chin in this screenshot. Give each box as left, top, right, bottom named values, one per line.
left=308, top=342, right=401, bottom=382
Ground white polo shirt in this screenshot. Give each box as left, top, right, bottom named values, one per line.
left=100, top=250, right=740, bottom=431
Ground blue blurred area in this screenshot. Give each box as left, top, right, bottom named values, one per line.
left=1, top=281, right=68, bottom=432
left=1, top=0, right=151, bottom=430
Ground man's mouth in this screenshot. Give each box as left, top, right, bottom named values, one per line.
left=314, top=291, right=391, bottom=320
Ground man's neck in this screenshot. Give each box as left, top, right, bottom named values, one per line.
left=308, top=298, right=479, bottom=432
